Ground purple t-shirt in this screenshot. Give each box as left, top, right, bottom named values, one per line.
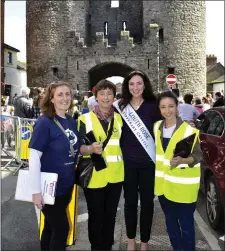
left=119, top=100, right=162, bottom=165
left=29, top=115, right=79, bottom=195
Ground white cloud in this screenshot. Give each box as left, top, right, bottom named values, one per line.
left=5, top=16, right=26, bottom=62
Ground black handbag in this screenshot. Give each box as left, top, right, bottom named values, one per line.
left=173, top=133, right=196, bottom=158
left=76, top=117, right=114, bottom=188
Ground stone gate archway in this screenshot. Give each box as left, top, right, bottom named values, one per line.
left=88, top=62, right=134, bottom=90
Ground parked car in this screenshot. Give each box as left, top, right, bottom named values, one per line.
left=195, top=107, right=225, bottom=230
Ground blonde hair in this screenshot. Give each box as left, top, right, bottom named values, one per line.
left=40, top=81, right=73, bottom=117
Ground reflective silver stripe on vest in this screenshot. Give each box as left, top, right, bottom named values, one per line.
left=164, top=174, right=200, bottom=184
left=107, top=139, right=119, bottom=146
left=106, top=155, right=123, bottom=162
left=156, top=154, right=164, bottom=161
left=184, top=124, right=194, bottom=138
left=163, top=159, right=200, bottom=168
left=155, top=170, right=164, bottom=177
left=84, top=113, right=92, bottom=133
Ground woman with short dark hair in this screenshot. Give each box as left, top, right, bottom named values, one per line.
left=78, top=79, right=123, bottom=250
left=114, top=70, right=161, bottom=250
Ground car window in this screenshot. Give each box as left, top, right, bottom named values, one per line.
left=207, top=114, right=222, bottom=135
left=213, top=119, right=224, bottom=136
left=196, top=111, right=217, bottom=133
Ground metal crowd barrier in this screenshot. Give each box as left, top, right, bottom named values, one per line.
left=1, top=115, right=37, bottom=175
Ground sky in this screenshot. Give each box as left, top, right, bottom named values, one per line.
left=4, top=0, right=225, bottom=70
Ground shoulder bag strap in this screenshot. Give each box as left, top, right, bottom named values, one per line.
left=53, top=118, right=75, bottom=158
left=102, top=117, right=114, bottom=150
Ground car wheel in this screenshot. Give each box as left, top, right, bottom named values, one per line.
left=206, top=176, right=224, bottom=230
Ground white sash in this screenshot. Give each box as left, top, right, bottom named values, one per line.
left=114, top=100, right=156, bottom=163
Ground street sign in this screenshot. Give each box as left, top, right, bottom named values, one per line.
left=166, top=74, right=177, bottom=85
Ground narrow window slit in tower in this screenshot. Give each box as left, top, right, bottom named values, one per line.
left=148, top=59, right=150, bottom=69
left=104, top=22, right=108, bottom=36
left=122, top=21, right=127, bottom=31
left=168, top=67, right=175, bottom=74
left=77, top=61, right=79, bottom=70
left=159, top=28, right=164, bottom=43
left=52, top=67, right=58, bottom=76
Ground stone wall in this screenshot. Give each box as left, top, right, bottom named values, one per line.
left=27, top=0, right=206, bottom=97
left=89, top=0, right=143, bottom=44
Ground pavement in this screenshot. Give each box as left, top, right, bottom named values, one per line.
left=1, top=148, right=224, bottom=250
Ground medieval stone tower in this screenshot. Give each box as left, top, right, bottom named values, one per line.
left=27, top=1, right=206, bottom=96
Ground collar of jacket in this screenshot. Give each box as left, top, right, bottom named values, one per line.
left=158, top=117, right=184, bottom=140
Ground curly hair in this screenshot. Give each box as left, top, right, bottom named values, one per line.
left=119, top=70, right=156, bottom=110
left=40, top=81, right=74, bottom=118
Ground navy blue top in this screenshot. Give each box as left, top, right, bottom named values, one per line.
left=117, top=100, right=162, bottom=165
left=29, top=115, right=79, bottom=196
left=162, top=138, right=170, bottom=152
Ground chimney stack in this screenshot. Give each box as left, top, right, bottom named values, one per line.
left=206, top=54, right=217, bottom=67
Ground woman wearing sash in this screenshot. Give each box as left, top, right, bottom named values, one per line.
left=78, top=79, right=124, bottom=250
left=154, top=91, right=202, bottom=251
left=114, top=70, right=161, bottom=250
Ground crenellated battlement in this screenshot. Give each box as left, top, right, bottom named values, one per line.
left=66, top=30, right=135, bottom=50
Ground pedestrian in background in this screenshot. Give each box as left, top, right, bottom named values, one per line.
left=206, top=93, right=214, bottom=107
left=14, top=87, right=33, bottom=118
left=202, top=97, right=211, bottom=111
left=78, top=79, right=124, bottom=250
left=213, top=92, right=224, bottom=107
left=115, top=70, right=161, bottom=251
left=178, top=93, right=200, bottom=122
left=154, top=91, right=202, bottom=251
left=87, top=86, right=98, bottom=111
left=33, top=88, right=44, bottom=119
left=29, top=81, right=80, bottom=250
left=194, top=97, right=203, bottom=114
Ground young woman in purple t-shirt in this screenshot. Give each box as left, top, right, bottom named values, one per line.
left=118, top=71, right=161, bottom=250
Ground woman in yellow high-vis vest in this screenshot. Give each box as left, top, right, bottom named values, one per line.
left=154, top=91, right=202, bottom=251
left=77, top=79, right=124, bottom=251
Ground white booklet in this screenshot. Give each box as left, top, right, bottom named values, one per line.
left=15, top=169, right=58, bottom=205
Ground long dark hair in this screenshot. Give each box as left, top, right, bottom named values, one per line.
left=119, top=70, right=156, bottom=110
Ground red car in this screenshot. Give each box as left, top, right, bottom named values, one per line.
left=195, top=107, right=225, bottom=230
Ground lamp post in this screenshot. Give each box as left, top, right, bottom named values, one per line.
left=150, top=23, right=160, bottom=93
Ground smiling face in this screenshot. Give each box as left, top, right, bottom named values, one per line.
left=128, top=75, right=145, bottom=99
left=51, top=85, right=72, bottom=114
left=159, top=97, right=178, bottom=121
left=96, top=88, right=114, bottom=110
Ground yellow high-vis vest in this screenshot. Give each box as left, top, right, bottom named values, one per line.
left=154, top=120, right=200, bottom=203
left=77, top=111, right=124, bottom=188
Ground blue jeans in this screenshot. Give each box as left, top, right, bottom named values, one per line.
left=159, top=195, right=196, bottom=251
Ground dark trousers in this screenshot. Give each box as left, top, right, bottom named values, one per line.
left=83, top=182, right=122, bottom=250
left=159, top=195, right=196, bottom=251
left=123, top=163, right=155, bottom=242
left=40, top=187, right=73, bottom=250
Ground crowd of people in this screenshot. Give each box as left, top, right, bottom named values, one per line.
left=1, top=73, right=224, bottom=251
